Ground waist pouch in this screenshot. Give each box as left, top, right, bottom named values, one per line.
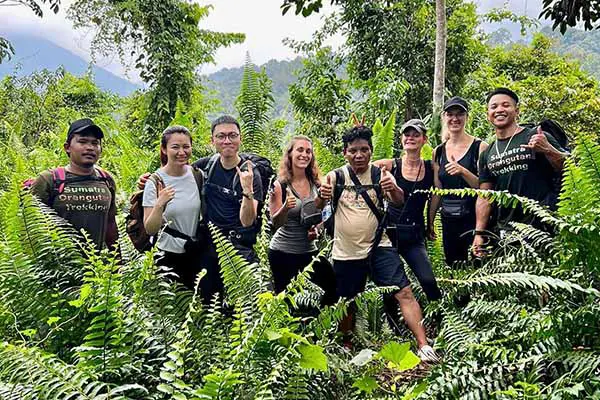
left=226, top=227, right=257, bottom=248
left=300, top=199, right=323, bottom=227
left=164, top=225, right=208, bottom=255
left=441, top=198, right=472, bottom=219
left=388, top=224, right=423, bottom=247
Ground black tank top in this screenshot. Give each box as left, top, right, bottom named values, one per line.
left=436, top=139, right=481, bottom=201
left=388, top=159, right=433, bottom=227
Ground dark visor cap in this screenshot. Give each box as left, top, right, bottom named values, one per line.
left=67, top=118, right=104, bottom=141
left=443, top=96, right=469, bottom=112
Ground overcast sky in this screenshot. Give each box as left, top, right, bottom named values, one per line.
left=0, top=0, right=542, bottom=83
left=0, top=0, right=342, bottom=83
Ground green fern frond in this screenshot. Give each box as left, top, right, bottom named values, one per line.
left=372, top=111, right=396, bottom=161
left=440, top=272, right=599, bottom=297
left=209, top=224, right=262, bottom=311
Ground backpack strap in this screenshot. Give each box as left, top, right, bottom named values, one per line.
left=370, top=164, right=384, bottom=207
left=331, top=168, right=345, bottom=213
left=347, top=165, right=384, bottom=223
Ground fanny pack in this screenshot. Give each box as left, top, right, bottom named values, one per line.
left=163, top=225, right=208, bottom=254
left=441, top=198, right=471, bottom=219
left=388, top=224, right=423, bottom=247
left=283, top=182, right=323, bottom=228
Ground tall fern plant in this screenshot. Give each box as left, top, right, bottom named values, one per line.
left=235, top=54, right=274, bottom=155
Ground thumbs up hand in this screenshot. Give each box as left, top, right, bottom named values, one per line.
left=521, top=126, right=552, bottom=154
left=445, top=154, right=465, bottom=176
left=380, top=165, right=399, bottom=193
left=318, top=174, right=333, bottom=201
left=284, top=186, right=297, bottom=210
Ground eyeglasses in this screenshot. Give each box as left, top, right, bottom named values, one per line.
left=214, top=132, right=240, bottom=141
left=403, top=130, right=423, bottom=138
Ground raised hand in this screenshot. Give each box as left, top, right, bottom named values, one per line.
left=236, top=160, right=255, bottom=195
left=445, top=155, right=464, bottom=176
left=156, top=184, right=175, bottom=209
left=284, top=186, right=296, bottom=209
left=137, top=172, right=151, bottom=190
left=380, top=165, right=399, bottom=193
left=521, top=126, right=552, bottom=154
left=319, top=174, right=333, bottom=201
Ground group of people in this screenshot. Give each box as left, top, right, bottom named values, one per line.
left=29, top=87, right=567, bottom=363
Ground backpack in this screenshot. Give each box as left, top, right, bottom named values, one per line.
left=523, top=119, right=570, bottom=210
left=24, top=166, right=114, bottom=206
left=125, top=168, right=204, bottom=252
left=194, top=153, right=275, bottom=232
left=323, top=165, right=384, bottom=237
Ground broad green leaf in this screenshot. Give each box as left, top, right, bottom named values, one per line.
left=298, top=344, right=328, bottom=371
left=352, top=376, right=378, bottom=393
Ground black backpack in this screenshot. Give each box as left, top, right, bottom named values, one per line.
left=523, top=119, right=570, bottom=210
left=194, top=153, right=274, bottom=233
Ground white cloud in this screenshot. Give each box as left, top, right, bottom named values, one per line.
left=0, top=0, right=342, bottom=81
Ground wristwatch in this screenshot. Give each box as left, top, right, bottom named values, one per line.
left=242, top=191, right=254, bottom=200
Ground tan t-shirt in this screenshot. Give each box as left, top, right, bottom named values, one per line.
left=332, top=165, right=391, bottom=261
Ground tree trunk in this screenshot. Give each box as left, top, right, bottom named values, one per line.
left=433, top=0, right=447, bottom=140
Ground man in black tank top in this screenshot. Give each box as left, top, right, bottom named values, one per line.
left=473, top=88, right=567, bottom=256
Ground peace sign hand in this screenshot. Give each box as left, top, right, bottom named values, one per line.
left=236, top=160, right=254, bottom=194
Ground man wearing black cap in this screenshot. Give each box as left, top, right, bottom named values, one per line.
left=472, top=88, right=567, bottom=256
left=30, top=118, right=118, bottom=250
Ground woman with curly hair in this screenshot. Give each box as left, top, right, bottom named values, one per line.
left=269, top=135, right=336, bottom=305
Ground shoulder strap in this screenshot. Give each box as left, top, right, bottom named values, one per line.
left=347, top=166, right=383, bottom=222
left=434, top=143, right=446, bottom=164
left=52, top=167, right=67, bottom=195
left=287, top=182, right=302, bottom=199
left=331, top=168, right=345, bottom=212
left=204, top=153, right=221, bottom=183
left=370, top=164, right=383, bottom=205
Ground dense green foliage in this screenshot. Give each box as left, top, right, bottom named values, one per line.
left=2, top=2, right=600, bottom=397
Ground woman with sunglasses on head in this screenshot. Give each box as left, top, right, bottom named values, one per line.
left=268, top=135, right=337, bottom=306
left=428, top=97, right=488, bottom=267
left=374, top=119, right=442, bottom=302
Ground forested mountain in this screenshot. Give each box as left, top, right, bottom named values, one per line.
left=0, top=34, right=141, bottom=96
left=543, top=26, right=600, bottom=80
left=203, top=57, right=303, bottom=116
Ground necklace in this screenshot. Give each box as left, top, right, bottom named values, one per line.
left=494, top=126, right=521, bottom=158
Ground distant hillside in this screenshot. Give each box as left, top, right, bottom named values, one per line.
left=542, top=27, right=600, bottom=81
left=0, top=34, right=141, bottom=96
left=204, top=57, right=303, bottom=117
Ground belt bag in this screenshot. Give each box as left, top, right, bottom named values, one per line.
left=164, top=225, right=207, bottom=255
left=441, top=198, right=471, bottom=219
left=390, top=224, right=422, bottom=246
left=300, top=199, right=323, bottom=227
left=227, top=227, right=257, bottom=248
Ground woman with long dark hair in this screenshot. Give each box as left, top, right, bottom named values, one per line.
left=269, top=135, right=336, bottom=305
left=143, top=125, right=204, bottom=289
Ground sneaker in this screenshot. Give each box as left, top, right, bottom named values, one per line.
left=417, top=345, right=441, bottom=364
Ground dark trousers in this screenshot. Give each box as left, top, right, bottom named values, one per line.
left=268, top=249, right=337, bottom=306
left=397, top=240, right=443, bottom=301
left=442, top=215, right=475, bottom=268
left=155, top=249, right=202, bottom=291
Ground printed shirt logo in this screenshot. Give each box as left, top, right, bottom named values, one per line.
left=339, top=186, right=379, bottom=210
left=58, top=184, right=111, bottom=212
left=488, top=145, right=533, bottom=177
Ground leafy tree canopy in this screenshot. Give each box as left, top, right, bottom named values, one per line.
left=540, top=0, right=600, bottom=33
left=67, top=0, right=244, bottom=144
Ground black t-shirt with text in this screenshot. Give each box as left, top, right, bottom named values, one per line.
left=479, top=126, right=564, bottom=225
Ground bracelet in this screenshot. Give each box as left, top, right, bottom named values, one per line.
left=474, top=230, right=487, bottom=236
left=242, top=191, right=254, bottom=200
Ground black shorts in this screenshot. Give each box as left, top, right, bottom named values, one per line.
left=332, top=247, right=410, bottom=299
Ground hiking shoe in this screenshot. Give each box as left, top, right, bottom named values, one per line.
left=417, top=345, right=441, bottom=364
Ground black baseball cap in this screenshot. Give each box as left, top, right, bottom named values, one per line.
left=66, top=118, right=104, bottom=141
left=400, top=119, right=427, bottom=134
left=443, top=96, right=469, bottom=112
